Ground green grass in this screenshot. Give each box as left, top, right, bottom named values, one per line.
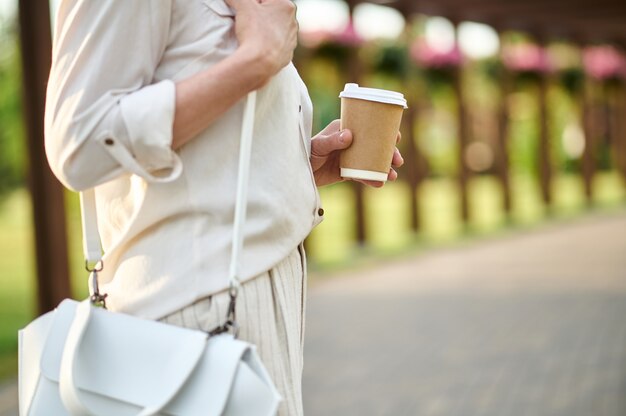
left=0, top=189, right=35, bottom=380
left=0, top=171, right=624, bottom=380
left=0, top=189, right=85, bottom=380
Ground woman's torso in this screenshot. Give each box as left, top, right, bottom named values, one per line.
left=95, top=0, right=322, bottom=319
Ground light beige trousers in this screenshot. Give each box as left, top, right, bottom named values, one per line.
left=159, top=246, right=307, bottom=416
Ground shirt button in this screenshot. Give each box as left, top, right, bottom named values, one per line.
left=104, top=138, right=115, bottom=146
left=298, top=105, right=302, bottom=113
left=317, top=208, right=324, bottom=216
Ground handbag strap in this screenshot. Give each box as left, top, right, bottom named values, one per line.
left=80, top=91, right=257, bottom=307
left=229, top=90, right=256, bottom=291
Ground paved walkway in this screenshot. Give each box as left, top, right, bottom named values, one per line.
left=3, top=211, right=626, bottom=415
left=303, top=211, right=626, bottom=415
left=0, top=382, right=16, bottom=416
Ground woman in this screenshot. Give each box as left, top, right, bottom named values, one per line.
left=45, top=0, right=403, bottom=414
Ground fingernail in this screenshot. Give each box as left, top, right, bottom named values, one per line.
left=339, top=130, right=346, bottom=143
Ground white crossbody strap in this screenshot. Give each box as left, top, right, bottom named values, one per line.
left=80, top=190, right=102, bottom=264
left=229, top=91, right=256, bottom=287
left=79, top=91, right=258, bottom=289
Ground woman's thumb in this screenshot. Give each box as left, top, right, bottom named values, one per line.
left=313, top=129, right=353, bottom=157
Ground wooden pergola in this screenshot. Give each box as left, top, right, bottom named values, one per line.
left=18, top=0, right=626, bottom=313
left=18, top=0, right=70, bottom=315
left=390, top=0, right=626, bottom=44
left=337, top=0, right=626, bottom=243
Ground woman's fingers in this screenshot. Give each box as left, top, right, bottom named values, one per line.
left=228, top=0, right=298, bottom=77
left=391, top=148, right=404, bottom=167
left=356, top=179, right=384, bottom=188
left=355, top=168, right=396, bottom=187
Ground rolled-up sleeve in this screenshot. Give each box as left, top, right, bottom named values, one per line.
left=45, top=0, right=182, bottom=191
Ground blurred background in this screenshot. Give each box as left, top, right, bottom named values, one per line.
left=1, top=0, right=626, bottom=415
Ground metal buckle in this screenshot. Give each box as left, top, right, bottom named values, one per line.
left=208, top=282, right=240, bottom=337
left=86, top=261, right=108, bottom=309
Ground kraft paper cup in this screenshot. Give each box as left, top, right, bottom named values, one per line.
left=339, top=83, right=407, bottom=182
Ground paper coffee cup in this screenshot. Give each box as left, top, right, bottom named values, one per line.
left=339, top=83, right=407, bottom=182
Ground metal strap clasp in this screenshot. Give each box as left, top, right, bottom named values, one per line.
left=86, top=260, right=108, bottom=308
left=208, top=281, right=240, bottom=337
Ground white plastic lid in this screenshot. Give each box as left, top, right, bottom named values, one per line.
left=339, top=83, right=407, bottom=108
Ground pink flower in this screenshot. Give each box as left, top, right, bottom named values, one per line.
left=502, top=43, right=551, bottom=73
left=298, top=19, right=364, bottom=49
left=583, top=46, right=626, bottom=80
left=331, top=20, right=364, bottom=47
left=410, top=38, right=462, bottom=68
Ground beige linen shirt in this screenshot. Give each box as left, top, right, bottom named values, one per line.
left=45, top=0, right=322, bottom=319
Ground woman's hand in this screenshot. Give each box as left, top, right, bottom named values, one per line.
left=226, top=0, right=298, bottom=82
left=173, top=0, right=297, bottom=146
left=311, top=119, right=404, bottom=187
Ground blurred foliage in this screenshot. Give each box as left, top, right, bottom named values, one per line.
left=313, top=42, right=353, bottom=66
left=0, top=16, right=25, bottom=199
left=479, top=58, right=503, bottom=83
left=560, top=67, right=585, bottom=95
left=420, top=66, right=456, bottom=91
left=371, top=43, right=411, bottom=78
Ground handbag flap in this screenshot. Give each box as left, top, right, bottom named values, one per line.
left=18, top=309, right=56, bottom=416
left=165, top=334, right=261, bottom=415
left=40, top=299, right=209, bottom=411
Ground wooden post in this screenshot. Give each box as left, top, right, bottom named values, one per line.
left=598, top=83, right=616, bottom=168
left=349, top=100, right=367, bottom=244
left=397, top=9, right=422, bottom=233
left=537, top=37, right=552, bottom=210
left=582, top=74, right=596, bottom=205
left=452, top=25, right=470, bottom=225
left=496, top=41, right=513, bottom=218
left=617, top=84, right=626, bottom=184
left=618, top=43, right=626, bottom=185
left=604, top=80, right=626, bottom=194
left=401, top=96, right=422, bottom=232
left=18, top=0, right=71, bottom=314
left=344, top=3, right=367, bottom=246
left=604, top=80, right=626, bottom=189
